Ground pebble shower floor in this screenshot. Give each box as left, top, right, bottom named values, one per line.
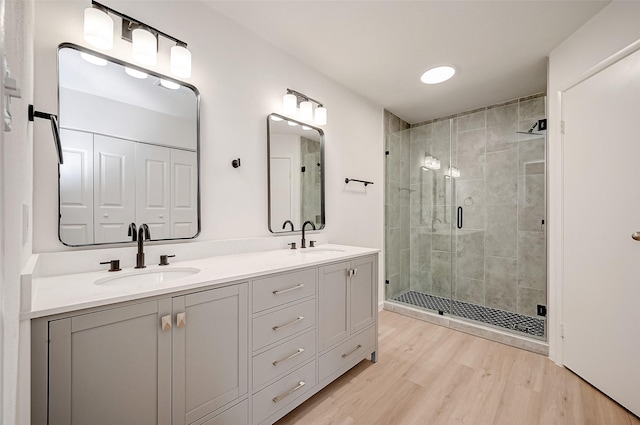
left=393, top=290, right=545, bottom=337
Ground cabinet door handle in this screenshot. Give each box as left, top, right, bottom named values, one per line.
left=273, top=283, right=304, bottom=295
left=272, top=381, right=306, bottom=403
left=161, top=315, right=172, bottom=331
left=272, top=316, right=304, bottom=331
left=341, top=344, right=362, bottom=358
left=273, top=348, right=305, bottom=366
left=176, top=312, right=186, bottom=328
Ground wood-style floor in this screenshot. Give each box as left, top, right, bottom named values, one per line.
left=276, top=310, right=639, bottom=425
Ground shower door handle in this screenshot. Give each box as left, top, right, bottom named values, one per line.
left=457, top=207, right=463, bottom=229
left=631, top=232, right=640, bottom=241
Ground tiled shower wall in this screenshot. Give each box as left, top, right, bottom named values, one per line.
left=385, top=94, right=546, bottom=317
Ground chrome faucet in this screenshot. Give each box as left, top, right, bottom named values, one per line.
left=282, top=220, right=294, bottom=231
left=301, top=220, right=316, bottom=248
left=135, top=224, right=151, bottom=269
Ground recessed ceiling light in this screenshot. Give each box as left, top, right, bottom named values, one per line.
left=421, top=66, right=456, bottom=84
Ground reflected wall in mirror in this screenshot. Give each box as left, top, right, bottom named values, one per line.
left=268, top=113, right=325, bottom=233
left=58, top=44, right=200, bottom=246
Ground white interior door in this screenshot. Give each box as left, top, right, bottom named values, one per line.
left=59, top=129, right=94, bottom=245
left=93, top=135, right=135, bottom=244
left=136, top=143, right=170, bottom=240
left=170, top=149, right=197, bottom=238
left=270, top=156, right=294, bottom=229
left=562, top=46, right=640, bottom=416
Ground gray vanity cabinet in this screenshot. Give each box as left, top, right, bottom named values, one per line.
left=318, top=255, right=377, bottom=351
left=39, top=283, right=248, bottom=425
left=172, top=284, right=248, bottom=425
left=47, top=299, right=172, bottom=425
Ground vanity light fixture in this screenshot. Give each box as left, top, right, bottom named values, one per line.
left=84, top=1, right=192, bottom=79
left=124, top=67, right=148, bottom=79
left=421, top=65, right=456, bottom=84
left=282, top=89, right=327, bottom=126
left=83, top=4, right=113, bottom=50
left=80, top=52, right=107, bottom=66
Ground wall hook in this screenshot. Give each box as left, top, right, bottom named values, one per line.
left=231, top=158, right=241, bottom=168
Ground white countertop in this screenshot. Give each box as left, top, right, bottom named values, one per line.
left=24, top=244, right=379, bottom=319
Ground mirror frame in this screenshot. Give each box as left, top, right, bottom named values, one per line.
left=267, top=113, right=325, bottom=233
left=57, top=43, right=201, bottom=247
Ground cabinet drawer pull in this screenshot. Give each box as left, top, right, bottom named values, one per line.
left=272, top=381, right=306, bottom=403
left=161, top=315, right=172, bottom=331
left=272, top=283, right=304, bottom=295
left=341, top=344, right=362, bottom=358
left=272, top=348, right=305, bottom=366
left=176, top=312, right=186, bottom=328
left=272, top=316, right=304, bottom=331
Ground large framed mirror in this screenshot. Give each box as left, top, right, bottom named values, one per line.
left=267, top=113, right=325, bottom=233
left=57, top=43, right=200, bottom=246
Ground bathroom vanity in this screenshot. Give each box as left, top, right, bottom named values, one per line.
left=28, top=245, right=378, bottom=425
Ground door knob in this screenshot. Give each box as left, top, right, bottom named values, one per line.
left=632, top=232, right=640, bottom=241
left=161, top=315, right=172, bottom=331
left=176, top=312, right=186, bottom=328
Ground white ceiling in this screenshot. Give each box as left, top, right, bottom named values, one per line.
left=204, top=0, right=609, bottom=124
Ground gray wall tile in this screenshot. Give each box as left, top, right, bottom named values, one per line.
left=432, top=251, right=452, bottom=298
left=456, top=129, right=485, bottom=180
left=518, top=175, right=545, bottom=232
left=517, top=231, right=546, bottom=291
left=457, top=110, right=486, bottom=132
left=519, top=137, right=545, bottom=175
left=486, top=148, right=518, bottom=205
left=455, top=277, right=484, bottom=305
left=486, top=103, right=518, bottom=153
left=456, top=230, right=485, bottom=280
left=519, top=97, right=545, bottom=120
left=518, top=287, right=546, bottom=317
left=485, top=256, right=517, bottom=311
left=410, top=270, right=432, bottom=294
left=485, top=205, right=517, bottom=258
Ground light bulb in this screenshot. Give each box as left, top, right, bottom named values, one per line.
left=270, top=116, right=284, bottom=121
left=160, top=79, right=180, bottom=90
left=84, top=7, right=113, bottom=50
left=125, top=67, right=148, bottom=79
left=299, top=101, right=313, bottom=121
left=171, top=45, right=191, bottom=78
left=283, top=93, right=297, bottom=116
left=80, top=52, right=107, bottom=66
left=288, top=121, right=299, bottom=126
left=132, top=28, right=157, bottom=66
left=302, top=126, right=312, bottom=131
left=314, top=106, right=327, bottom=126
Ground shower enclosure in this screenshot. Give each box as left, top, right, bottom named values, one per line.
left=384, top=95, right=547, bottom=339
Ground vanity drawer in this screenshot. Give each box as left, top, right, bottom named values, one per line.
left=319, top=326, right=376, bottom=382
left=253, top=329, right=316, bottom=389
left=253, top=299, right=316, bottom=351
left=252, top=268, right=316, bottom=313
left=252, top=360, right=317, bottom=425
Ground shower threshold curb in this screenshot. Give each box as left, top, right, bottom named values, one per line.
left=384, top=300, right=550, bottom=356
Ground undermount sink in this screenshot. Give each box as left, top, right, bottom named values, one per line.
left=95, top=267, right=201, bottom=287
left=300, top=248, right=346, bottom=255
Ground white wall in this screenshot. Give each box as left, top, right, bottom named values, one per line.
left=547, top=0, right=640, bottom=364
left=2, top=0, right=35, bottom=423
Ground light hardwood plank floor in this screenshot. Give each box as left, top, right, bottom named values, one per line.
left=276, top=310, right=639, bottom=425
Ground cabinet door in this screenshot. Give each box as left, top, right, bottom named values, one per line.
left=319, top=261, right=349, bottom=351
left=349, top=255, right=376, bottom=334
left=172, top=283, right=248, bottom=425
left=48, top=300, right=172, bottom=425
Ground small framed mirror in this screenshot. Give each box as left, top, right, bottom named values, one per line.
left=267, top=113, right=325, bottom=233
left=57, top=43, right=200, bottom=246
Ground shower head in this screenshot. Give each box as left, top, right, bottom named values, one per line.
left=516, top=120, right=543, bottom=136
